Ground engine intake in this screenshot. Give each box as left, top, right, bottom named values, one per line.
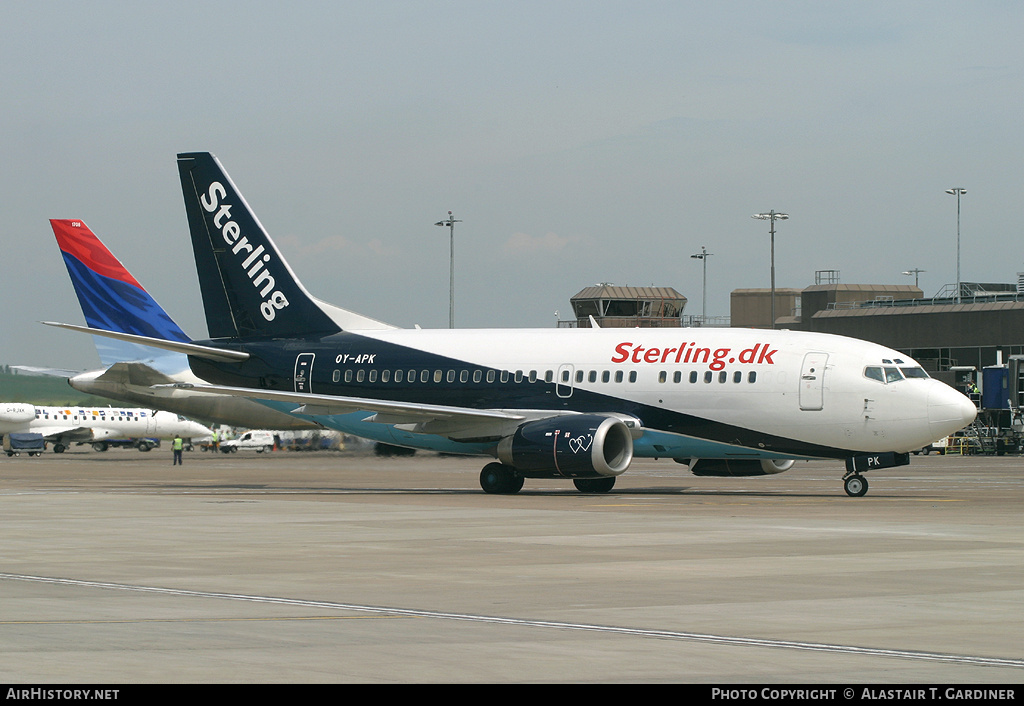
left=497, top=415, right=633, bottom=479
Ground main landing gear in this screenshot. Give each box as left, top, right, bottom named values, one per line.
left=843, top=472, right=869, bottom=497
left=573, top=477, right=616, bottom=493
left=480, top=463, right=524, bottom=494
left=478, top=463, right=617, bottom=494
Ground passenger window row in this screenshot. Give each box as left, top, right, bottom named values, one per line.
left=329, top=367, right=758, bottom=385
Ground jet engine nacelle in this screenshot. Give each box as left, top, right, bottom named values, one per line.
left=0, top=403, right=36, bottom=431
left=689, top=458, right=795, bottom=477
left=496, top=414, right=634, bottom=479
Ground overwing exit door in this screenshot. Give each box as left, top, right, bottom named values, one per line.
left=556, top=364, right=574, bottom=398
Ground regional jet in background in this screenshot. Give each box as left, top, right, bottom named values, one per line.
left=0, top=402, right=210, bottom=453
left=50, top=219, right=318, bottom=431
left=45, top=152, right=977, bottom=496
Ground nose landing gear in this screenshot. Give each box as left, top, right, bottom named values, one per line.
left=843, top=472, right=869, bottom=497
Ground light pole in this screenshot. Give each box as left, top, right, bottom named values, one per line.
left=434, top=211, right=461, bottom=328
left=901, top=268, right=926, bottom=289
left=752, top=210, right=789, bottom=329
left=690, top=246, right=713, bottom=323
left=945, top=188, right=966, bottom=303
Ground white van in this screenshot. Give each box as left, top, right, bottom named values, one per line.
left=220, top=430, right=276, bottom=453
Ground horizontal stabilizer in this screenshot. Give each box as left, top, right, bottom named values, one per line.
left=41, top=321, right=249, bottom=363
left=90, top=361, right=178, bottom=386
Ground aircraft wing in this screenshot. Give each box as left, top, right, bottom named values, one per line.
left=154, top=382, right=574, bottom=440
left=31, top=425, right=95, bottom=443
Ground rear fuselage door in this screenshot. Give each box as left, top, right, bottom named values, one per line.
left=799, top=352, right=828, bottom=411
left=295, top=353, right=315, bottom=393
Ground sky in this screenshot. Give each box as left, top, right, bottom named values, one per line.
left=2, top=1, right=1022, bottom=371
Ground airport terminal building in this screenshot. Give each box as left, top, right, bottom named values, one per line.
left=562, top=276, right=1024, bottom=395
left=731, top=278, right=1024, bottom=378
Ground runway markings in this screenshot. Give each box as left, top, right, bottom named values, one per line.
left=0, top=615, right=402, bottom=625
left=2, top=572, right=1021, bottom=670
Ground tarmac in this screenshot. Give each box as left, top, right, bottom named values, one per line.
left=0, top=446, right=1021, bottom=684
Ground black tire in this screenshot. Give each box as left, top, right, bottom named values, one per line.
left=844, top=474, right=869, bottom=497
left=480, top=463, right=523, bottom=494
left=505, top=473, right=525, bottom=494
left=573, top=477, right=616, bottom=493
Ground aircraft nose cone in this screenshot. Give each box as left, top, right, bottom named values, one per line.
left=928, top=383, right=977, bottom=437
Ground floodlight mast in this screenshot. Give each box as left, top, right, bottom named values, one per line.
left=434, top=211, right=462, bottom=328
left=690, top=246, right=713, bottom=323
left=751, top=211, right=789, bottom=329
left=945, top=188, right=966, bottom=304
left=902, top=268, right=926, bottom=288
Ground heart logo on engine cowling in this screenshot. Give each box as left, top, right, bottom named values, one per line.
left=568, top=434, right=593, bottom=454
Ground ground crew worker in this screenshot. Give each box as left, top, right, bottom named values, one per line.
left=211, top=429, right=219, bottom=452
left=172, top=434, right=184, bottom=466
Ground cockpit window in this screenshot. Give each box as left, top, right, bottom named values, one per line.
left=884, top=367, right=904, bottom=383
left=864, top=366, right=885, bottom=383
left=900, top=366, right=929, bottom=379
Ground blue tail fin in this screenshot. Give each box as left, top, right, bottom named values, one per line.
left=177, top=152, right=347, bottom=339
left=51, top=219, right=190, bottom=372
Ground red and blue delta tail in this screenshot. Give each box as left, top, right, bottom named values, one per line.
left=51, top=219, right=191, bottom=368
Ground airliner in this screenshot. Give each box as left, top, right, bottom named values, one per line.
left=45, top=152, right=977, bottom=496
left=51, top=219, right=319, bottom=431
left=0, top=402, right=210, bottom=453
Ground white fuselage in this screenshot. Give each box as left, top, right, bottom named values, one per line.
left=219, top=325, right=976, bottom=460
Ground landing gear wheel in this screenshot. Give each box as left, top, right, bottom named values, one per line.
left=53, top=443, right=65, bottom=454
left=844, top=474, right=869, bottom=497
left=573, top=477, right=616, bottom=493
left=480, top=463, right=523, bottom=494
